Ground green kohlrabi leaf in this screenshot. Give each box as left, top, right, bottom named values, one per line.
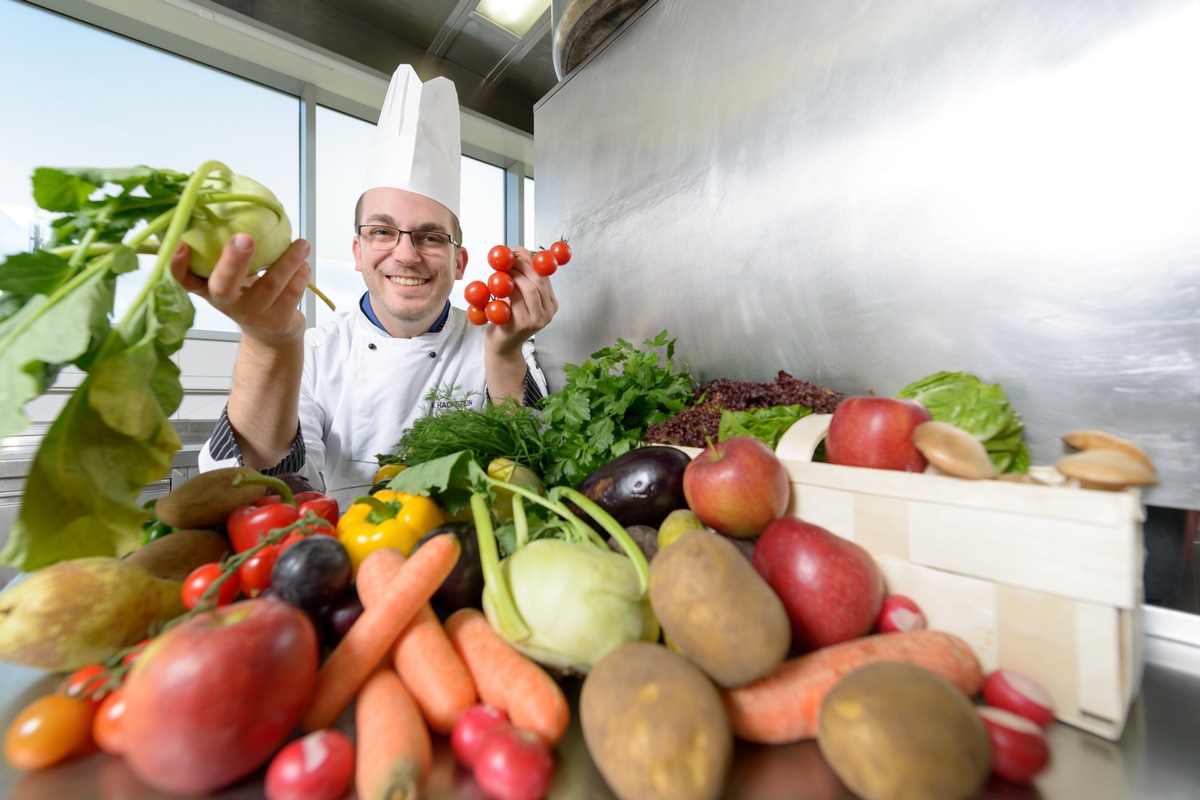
left=0, top=358, right=181, bottom=569
left=0, top=265, right=115, bottom=437
left=388, top=451, right=482, bottom=516
left=0, top=250, right=76, bottom=296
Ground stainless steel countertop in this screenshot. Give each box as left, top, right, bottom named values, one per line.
left=1, top=636, right=1198, bottom=799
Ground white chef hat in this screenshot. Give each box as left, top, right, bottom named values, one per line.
left=362, top=65, right=461, bottom=218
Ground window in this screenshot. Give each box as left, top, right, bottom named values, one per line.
left=0, top=0, right=299, bottom=335
left=1, top=0, right=531, bottom=335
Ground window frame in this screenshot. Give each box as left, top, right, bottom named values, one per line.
left=21, top=0, right=534, bottom=336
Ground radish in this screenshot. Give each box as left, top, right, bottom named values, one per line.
left=977, top=706, right=1051, bottom=783
left=982, top=669, right=1054, bottom=728
left=875, top=594, right=927, bottom=633
left=452, top=703, right=509, bottom=768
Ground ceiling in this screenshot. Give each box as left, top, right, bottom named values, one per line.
left=207, top=0, right=561, bottom=135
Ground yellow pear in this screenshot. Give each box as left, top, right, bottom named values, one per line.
left=0, top=557, right=186, bottom=671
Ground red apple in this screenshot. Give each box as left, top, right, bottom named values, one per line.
left=682, top=436, right=790, bottom=538
left=977, top=706, right=1051, bottom=783
left=120, top=598, right=320, bottom=795
left=752, top=517, right=885, bottom=650
left=825, top=396, right=932, bottom=472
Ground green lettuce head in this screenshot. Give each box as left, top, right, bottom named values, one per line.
left=896, top=371, right=1029, bottom=473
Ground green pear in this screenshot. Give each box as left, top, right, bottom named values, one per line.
left=656, top=508, right=709, bottom=551
left=0, top=557, right=186, bottom=671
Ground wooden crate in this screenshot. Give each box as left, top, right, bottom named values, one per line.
left=764, top=414, right=1145, bottom=741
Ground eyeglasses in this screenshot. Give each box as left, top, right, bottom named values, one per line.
left=356, top=224, right=460, bottom=252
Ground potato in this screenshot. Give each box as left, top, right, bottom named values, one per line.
left=154, top=467, right=267, bottom=529
left=648, top=529, right=790, bottom=687
left=124, top=529, right=233, bottom=581
left=580, top=642, right=732, bottom=800
left=818, top=661, right=991, bottom=800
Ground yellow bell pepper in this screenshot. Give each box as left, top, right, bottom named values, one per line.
left=337, top=489, right=446, bottom=573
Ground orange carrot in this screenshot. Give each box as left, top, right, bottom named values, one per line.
left=356, top=548, right=478, bottom=735
left=443, top=608, right=570, bottom=748
left=355, top=665, right=432, bottom=800
left=300, top=533, right=461, bottom=732
left=721, top=629, right=983, bottom=744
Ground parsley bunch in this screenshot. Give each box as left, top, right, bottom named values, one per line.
left=541, top=330, right=695, bottom=486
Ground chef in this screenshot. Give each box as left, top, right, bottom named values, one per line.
left=172, top=64, right=558, bottom=506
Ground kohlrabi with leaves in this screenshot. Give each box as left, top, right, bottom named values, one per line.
left=0, top=162, right=315, bottom=571
left=390, top=452, right=660, bottom=675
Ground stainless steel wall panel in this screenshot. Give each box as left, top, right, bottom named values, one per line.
left=534, top=0, right=1200, bottom=509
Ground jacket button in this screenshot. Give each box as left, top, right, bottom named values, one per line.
left=368, top=343, right=377, bottom=350
left=428, top=352, right=436, bottom=359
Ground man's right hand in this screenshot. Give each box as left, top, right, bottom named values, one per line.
left=170, top=232, right=312, bottom=348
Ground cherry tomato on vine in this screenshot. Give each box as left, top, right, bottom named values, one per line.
left=298, top=496, right=339, bottom=526
left=531, top=250, right=558, bottom=277
left=238, top=543, right=283, bottom=594
left=59, top=664, right=111, bottom=709
left=226, top=503, right=300, bottom=553
left=120, top=638, right=154, bottom=668
left=181, top=563, right=240, bottom=610
left=487, top=244, right=515, bottom=272
left=466, top=304, right=488, bottom=326
left=464, top=280, right=491, bottom=308
left=92, top=687, right=129, bottom=756
left=487, top=270, right=515, bottom=299
left=280, top=526, right=336, bottom=551
left=3, top=693, right=95, bottom=770
left=485, top=300, right=512, bottom=325
left=550, top=240, right=572, bottom=265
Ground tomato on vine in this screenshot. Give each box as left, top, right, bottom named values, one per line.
left=487, top=244, right=515, bottom=272
left=485, top=300, right=512, bottom=325
left=59, top=664, right=111, bottom=709
left=92, top=687, right=129, bottom=756
left=531, top=249, right=558, bottom=277
left=467, top=304, right=488, bottom=326
left=181, top=563, right=241, bottom=610
left=550, top=239, right=572, bottom=265
left=238, top=543, right=283, bottom=594
left=487, top=270, right=515, bottom=299
left=464, top=280, right=490, bottom=308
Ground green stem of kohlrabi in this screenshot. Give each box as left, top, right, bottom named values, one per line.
left=557, top=487, right=652, bottom=598
left=471, top=492, right=531, bottom=643
left=483, top=476, right=604, bottom=548
left=512, top=494, right=529, bottom=550
left=123, top=160, right=229, bottom=320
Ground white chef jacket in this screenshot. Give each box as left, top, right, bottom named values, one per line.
left=199, top=302, right=548, bottom=508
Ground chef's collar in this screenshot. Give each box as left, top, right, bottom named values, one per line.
left=359, top=293, right=450, bottom=335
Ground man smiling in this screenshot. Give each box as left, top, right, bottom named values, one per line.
left=173, top=65, right=557, bottom=504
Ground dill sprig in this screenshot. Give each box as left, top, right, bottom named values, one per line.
left=381, top=385, right=549, bottom=476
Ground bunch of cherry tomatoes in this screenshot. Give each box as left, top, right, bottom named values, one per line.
left=464, top=239, right=571, bottom=326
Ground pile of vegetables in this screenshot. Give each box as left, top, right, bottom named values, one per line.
left=390, top=451, right=659, bottom=675
left=379, top=331, right=696, bottom=491
left=0, top=162, right=302, bottom=570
